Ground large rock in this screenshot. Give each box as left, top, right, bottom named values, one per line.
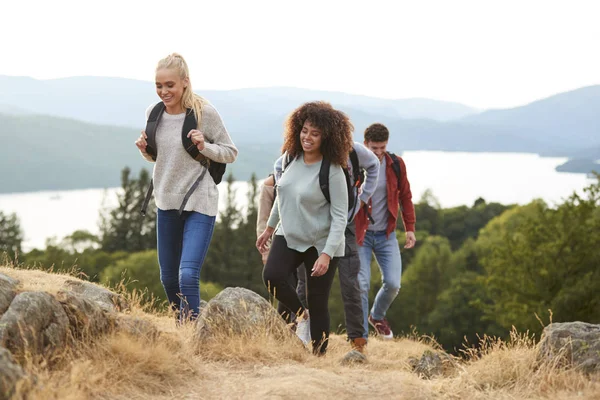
left=62, top=279, right=129, bottom=313
left=196, top=287, right=289, bottom=340
left=0, top=273, right=19, bottom=316
left=0, top=347, right=28, bottom=400
left=537, top=321, right=600, bottom=374
left=0, top=292, right=70, bottom=359
left=56, top=290, right=112, bottom=340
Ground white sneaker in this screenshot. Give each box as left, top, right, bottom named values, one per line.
left=296, top=312, right=311, bottom=345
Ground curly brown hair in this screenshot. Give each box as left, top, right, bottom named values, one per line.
left=281, top=101, right=354, bottom=168
left=364, top=123, right=389, bottom=142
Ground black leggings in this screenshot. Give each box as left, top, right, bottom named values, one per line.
left=263, top=235, right=338, bottom=354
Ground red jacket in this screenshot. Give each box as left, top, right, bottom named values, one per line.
left=355, top=153, right=416, bottom=245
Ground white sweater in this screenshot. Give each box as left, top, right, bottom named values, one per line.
left=140, top=101, right=238, bottom=217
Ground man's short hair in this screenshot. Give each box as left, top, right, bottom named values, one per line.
left=364, top=123, right=389, bottom=142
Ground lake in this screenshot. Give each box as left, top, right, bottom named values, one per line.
left=0, top=151, right=594, bottom=251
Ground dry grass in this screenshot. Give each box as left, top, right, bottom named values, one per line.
left=1, top=265, right=599, bottom=399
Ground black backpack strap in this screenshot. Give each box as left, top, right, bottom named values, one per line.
left=319, top=158, right=331, bottom=203
left=388, top=152, right=402, bottom=188
left=141, top=179, right=154, bottom=216
left=349, top=148, right=360, bottom=185
left=182, top=108, right=200, bottom=159
left=145, top=102, right=166, bottom=160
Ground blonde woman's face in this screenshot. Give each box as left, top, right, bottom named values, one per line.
left=155, top=68, right=188, bottom=112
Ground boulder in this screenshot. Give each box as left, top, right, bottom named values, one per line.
left=537, top=321, right=600, bottom=374
left=196, top=287, right=289, bottom=341
left=62, top=279, right=129, bottom=313
left=0, top=273, right=19, bottom=316
left=0, top=292, right=70, bottom=359
left=56, top=290, right=112, bottom=340
left=0, top=347, right=28, bottom=400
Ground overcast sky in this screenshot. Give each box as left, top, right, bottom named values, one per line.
left=1, top=0, right=598, bottom=109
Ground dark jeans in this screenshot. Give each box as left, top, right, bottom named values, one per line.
left=297, top=221, right=365, bottom=340
left=263, top=235, right=338, bottom=354
left=157, top=208, right=216, bottom=322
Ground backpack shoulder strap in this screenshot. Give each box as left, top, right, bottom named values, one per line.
left=319, top=157, right=332, bottom=203
left=144, top=102, right=166, bottom=161
left=349, top=148, right=360, bottom=184
left=387, top=151, right=402, bottom=187
left=182, top=108, right=201, bottom=160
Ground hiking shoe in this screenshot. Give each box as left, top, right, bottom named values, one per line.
left=296, top=311, right=311, bottom=345
left=350, top=337, right=367, bottom=354
left=368, top=315, right=393, bottom=339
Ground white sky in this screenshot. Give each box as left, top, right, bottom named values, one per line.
left=1, top=0, right=598, bottom=109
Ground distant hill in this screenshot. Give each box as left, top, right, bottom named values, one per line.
left=0, top=75, right=479, bottom=133
left=0, top=112, right=281, bottom=193
left=1, top=75, right=599, bottom=184
left=461, top=85, right=600, bottom=150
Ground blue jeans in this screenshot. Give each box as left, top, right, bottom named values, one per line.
left=157, top=208, right=215, bottom=321
left=357, top=230, right=402, bottom=338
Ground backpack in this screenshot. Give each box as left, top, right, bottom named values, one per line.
left=280, top=148, right=362, bottom=213
left=140, top=102, right=226, bottom=216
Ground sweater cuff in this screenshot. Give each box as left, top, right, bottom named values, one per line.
left=405, top=223, right=415, bottom=232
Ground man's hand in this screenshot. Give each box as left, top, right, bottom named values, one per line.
left=256, top=227, right=275, bottom=253
left=404, top=231, right=416, bottom=249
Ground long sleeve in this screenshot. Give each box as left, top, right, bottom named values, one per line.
left=257, top=181, right=275, bottom=237
left=398, top=157, right=416, bottom=232
left=267, top=194, right=280, bottom=229
left=198, top=104, right=238, bottom=164
left=273, top=154, right=284, bottom=183
left=354, top=142, right=379, bottom=204
left=322, top=165, right=348, bottom=257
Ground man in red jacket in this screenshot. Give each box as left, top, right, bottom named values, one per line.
left=355, top=123, right=416, bottom=339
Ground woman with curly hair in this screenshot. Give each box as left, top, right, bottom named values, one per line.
left=256, top=101, right=353, bottom=355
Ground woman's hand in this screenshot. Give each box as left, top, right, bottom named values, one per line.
left=135, top=131, right=148, bottom=152
left=311, top=253, right=331, bottom=277
left=187, top=129, right=205, bottom=151
left=256, top=227, right=275, bottom=253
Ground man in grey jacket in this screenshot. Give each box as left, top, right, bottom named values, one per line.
left=273, top=141, right=379, bottom=353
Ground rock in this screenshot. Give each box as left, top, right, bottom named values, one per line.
left=341, top=349, right=367, bottom=365
left=0, top=273, right=19, bottom=316
left=537, top=321, right=600, bottom=374
left=114, top=315, right=159, bottom=339
left=62, top=279, right=129, bottom=313
left=0, top=292, right=70, bottom=359
left=0, top=347, right=28, bottom=400
left=196, top=287, right=289, bottom=341
left=56, top=290, right=112, bottom=340
left=408, top=350, right=453, bottom=379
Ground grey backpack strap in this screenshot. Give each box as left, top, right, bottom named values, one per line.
left=178, top=164, right=208, bottom=215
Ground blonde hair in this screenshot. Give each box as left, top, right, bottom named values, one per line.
left=156, top=53, right=203, bottom=128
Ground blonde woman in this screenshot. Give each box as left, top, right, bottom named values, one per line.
left=135, top=53, right=238, bottom=322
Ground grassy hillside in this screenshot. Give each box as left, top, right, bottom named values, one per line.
left=2, top=265, right=599, bottom=400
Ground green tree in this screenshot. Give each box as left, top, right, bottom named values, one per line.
left=0, top=211, right=23, bottom=260
left=202, top=173, right=266, bottom=295
left=477, top=178, right=600, bottom=336
left=99, top=167, right=156, bottom=252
